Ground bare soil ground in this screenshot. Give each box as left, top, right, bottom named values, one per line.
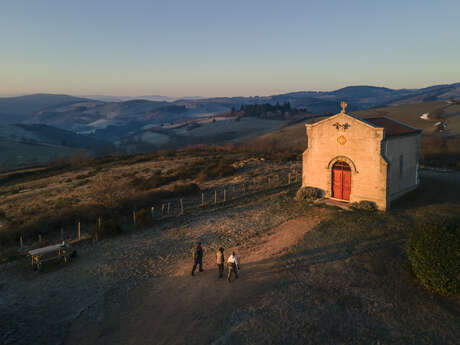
left=64, top=216, right=325, bottom=345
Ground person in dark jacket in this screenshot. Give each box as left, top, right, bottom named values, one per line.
left=191, top=242, right=204, bottom=276
left=216, top=247, right=225, bottom=278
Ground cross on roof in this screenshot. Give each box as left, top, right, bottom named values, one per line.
left=340, top=101, right=348, bottom=113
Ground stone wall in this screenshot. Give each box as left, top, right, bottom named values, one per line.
left=302, top=113, right=388, bottom=210
left=384, top=133, right=421, bottom=201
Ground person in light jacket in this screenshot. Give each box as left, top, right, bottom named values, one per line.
left=227, top=251, right=240, bottom=282
left=216, top=247, right=225, bottom=278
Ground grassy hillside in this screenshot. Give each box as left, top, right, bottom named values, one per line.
left=0, top=124, right=112, bottom=168
left=245, top=116, right=327, bottom=153
left=0, top=124, right=109, bottom=149
left=355, top=101, right=460, bottom=135
left=0, top=139, right=76, bottom=168
left=118, top=117, right=284, bottom=153
left=0, top=94, right=92, bottom=123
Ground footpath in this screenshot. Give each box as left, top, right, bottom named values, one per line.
left=64, top=215, right=324, bottom=345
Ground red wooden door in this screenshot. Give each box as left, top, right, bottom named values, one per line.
left=342, top=169, right=351, bottom=200
left=332, top=167, right=343, bottom=199
left=332, top=162, right=351, bottom=200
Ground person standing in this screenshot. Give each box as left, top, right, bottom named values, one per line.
left=216, top=247, right=225, bottom=278
left=191, top=242, right=204, bottom=276
left=227, top=251, right=240, bottom=282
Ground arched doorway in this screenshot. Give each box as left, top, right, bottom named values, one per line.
left=332, top=161, right=351, bottom=200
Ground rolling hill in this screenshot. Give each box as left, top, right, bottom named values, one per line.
left=1, top=83, right=459, bottom=138
left=0, top=93, right=93, bottom=123
left=355, top=100, right=460, bottom=135
left=0, top=139, right=76, bottom=169
left=0, top=124, right=110, bottom=149
left=0, top=124, right=113, bottom=169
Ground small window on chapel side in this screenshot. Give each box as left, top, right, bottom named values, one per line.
left=399, top=155, right=404, bottom=178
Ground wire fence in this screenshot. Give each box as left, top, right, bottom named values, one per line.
left=18, top=170, right=302, bottom=250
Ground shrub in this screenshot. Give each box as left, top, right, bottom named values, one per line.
left=131, top=173, right=175, bottom=190
left=135, top=209, right=152, bottom=228
left=94, top=218, right=121, bottom=240
left=407, top=217, right=460, bottom=296
left=295, top=187, right=323, bottom=201
left=351, top=200, right=377, bottom=211
left=196, top=159, right=235, bottom=181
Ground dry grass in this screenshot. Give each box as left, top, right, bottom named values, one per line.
left=0, top=150, right=299, bottom=247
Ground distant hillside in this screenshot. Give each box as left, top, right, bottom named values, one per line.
left=117, top=117, right=284, bottom=154
left=355, top=100, right=460, bottom=136
left=1, top=83, right=458, bottom=142
left=0, top=124, right=114, bottom=169
left=0, top=139, right=76, bottom=169
left=0, top=94, right=94, bottom=123
left=0, top=124, right=110, bottom=149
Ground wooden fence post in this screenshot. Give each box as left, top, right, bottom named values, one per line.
left=97, top=217, right=101, bottom=241
left=288, top=173, right=291, bottom=185
left=201, top=192, right=205, bottom=206
left=180, top=199, right=184, bottom=215
left=78, top=222, right=81, bottom=240
left=133, top=210, right=136, bottom=226
left=38, top=234, right=42, bottom=243
left=162, top=204, right=165, bottom=214
left=167, top=202, right=171, bottom=214
left=19, top=235, right=23, bottom=249
left=151, top=206, right=155, bottom=218
left=214, top=190, right=217, bottom=204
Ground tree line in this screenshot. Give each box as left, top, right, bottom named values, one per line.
left=230, top=102, right=308, bottom=120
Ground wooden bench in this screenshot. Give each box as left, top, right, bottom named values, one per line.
left=27, top=242, right=76, bottom=271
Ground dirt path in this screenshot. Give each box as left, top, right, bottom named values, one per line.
left=64, top=215, right=323, bottom=345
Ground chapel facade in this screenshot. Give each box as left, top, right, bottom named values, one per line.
left=302, top=102, right=422, bottom=210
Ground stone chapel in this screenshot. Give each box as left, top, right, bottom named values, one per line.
left=302, top=102, right=422, bottom=210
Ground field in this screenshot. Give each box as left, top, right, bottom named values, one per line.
left=121, top=117, right=284, bottom=151
left=1, top=148, right=459, bottom=345
left=0, top=139, right=76, bottom=168
left=355, top=101, right=460, bottom=136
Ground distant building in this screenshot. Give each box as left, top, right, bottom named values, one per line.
left=302, top=102, right=422, bottom=210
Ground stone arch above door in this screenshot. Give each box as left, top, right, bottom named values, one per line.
left=327, top=156, right=358, bottom=173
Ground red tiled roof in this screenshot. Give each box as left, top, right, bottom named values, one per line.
left=365, top=117, right=421, bottom=137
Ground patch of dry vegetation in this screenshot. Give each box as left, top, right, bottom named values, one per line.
left=0, top=148, right=296, bottom=248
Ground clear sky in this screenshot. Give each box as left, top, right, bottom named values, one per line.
left=1, top=0, right=459, bottom=97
